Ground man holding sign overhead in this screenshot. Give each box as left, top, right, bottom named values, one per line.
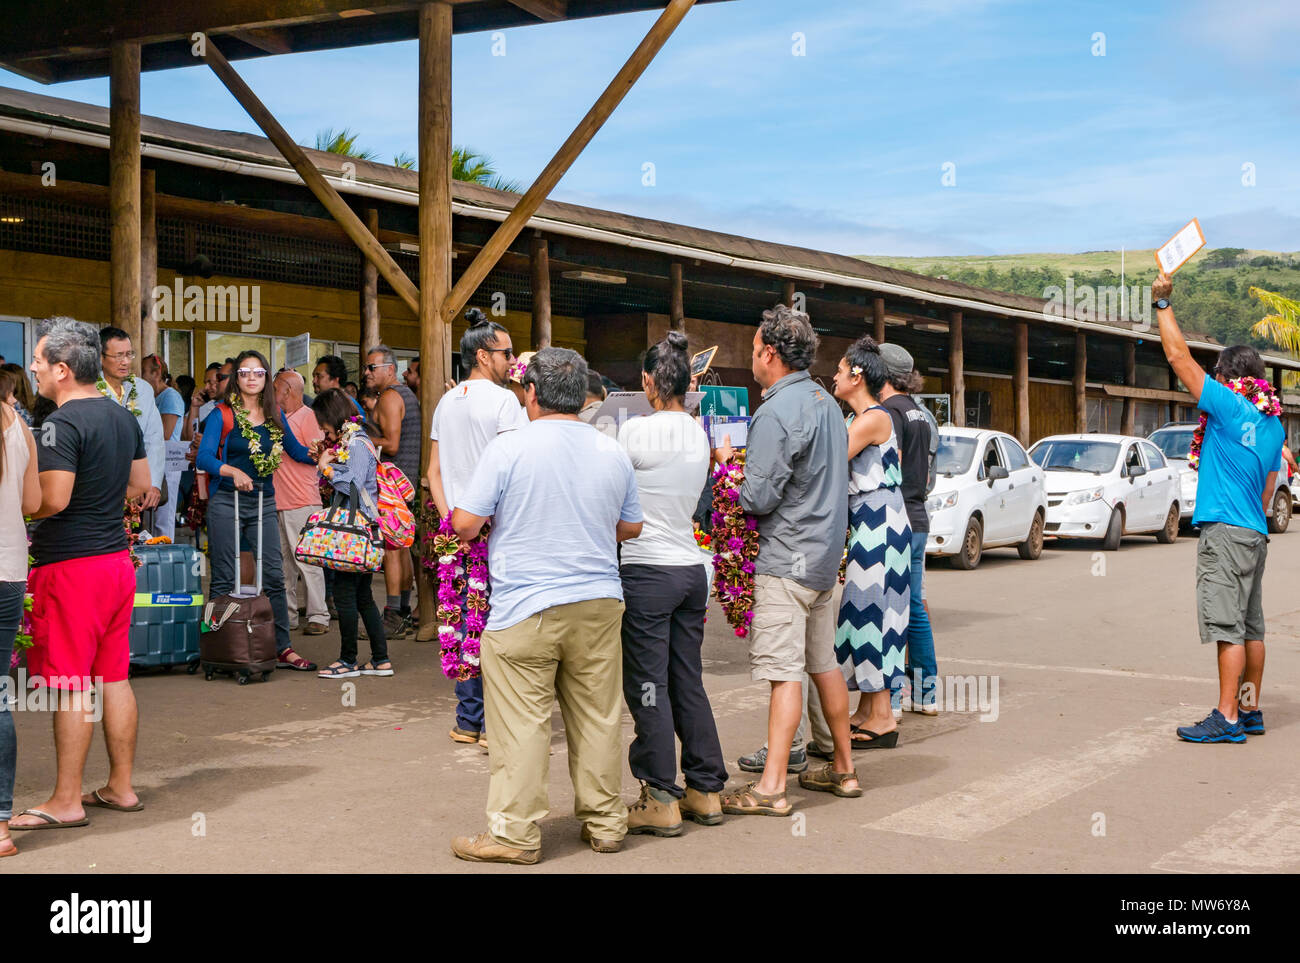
left=1152, top=267, right=1283, bottom=745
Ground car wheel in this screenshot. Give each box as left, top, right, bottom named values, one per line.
left=951, top=515, right=983, bottom=570
left=1101, top=507, right=1123, bottom=552
left=1017, top=510, right=1045, bottom=560
left=1155, top=503, right=1179, bottom=543
left=1268, top=488, right=1291, bottom=534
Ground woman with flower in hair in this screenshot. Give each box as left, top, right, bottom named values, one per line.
left=312, top=388, right=390, bottom=678
left=196, top=348, right=318, bottom=672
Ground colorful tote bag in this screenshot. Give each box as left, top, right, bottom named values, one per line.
left=294, top=491, right=384, bottom=573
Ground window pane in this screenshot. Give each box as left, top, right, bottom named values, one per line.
left=165, top=329, right=192, bottom=379
left=1002, top=439, right=1029, bottom=470
left=207, top=332, right=271, bottom=372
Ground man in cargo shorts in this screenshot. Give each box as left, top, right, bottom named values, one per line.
left=1154, top=273, right=1285, bottom=744
left=10, top=318, right=151, bottom=831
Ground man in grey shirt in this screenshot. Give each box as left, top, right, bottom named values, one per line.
left=715, top=304, right=860, bottom=816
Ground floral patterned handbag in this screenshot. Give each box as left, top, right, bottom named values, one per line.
left=294, top=487, right=384, bottom=573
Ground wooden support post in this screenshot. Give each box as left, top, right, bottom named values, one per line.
left=873, top=296, right=885, bottom=344
left=415, top=1, right=453, bottom=642
left=202, top=40, right=421, bottom=316
left=140, top=166, right=157, bottom=359
left=360, top=207, right=381, bottom=353
left=110, top=41, right=142, bottom=370
left=670, top=262, right=685, bottom=331
left=1014, top=321, right=1030, bottom=445
left=1074, top=331, right=1088, bottom=432
left=531, top=235, right=552, bottom=348
left=781, top=280, right=796, bottom=308
left=1121, top=341, right=1136, bottom=435
left=441, top=0, right=698, bottom=323
left=949, top=310, right=965, bottom=427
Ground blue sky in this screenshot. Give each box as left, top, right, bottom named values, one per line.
left=3, top=0, right=1297, bottom=257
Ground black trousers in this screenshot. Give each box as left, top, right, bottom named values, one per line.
left=333, top=570, right=387, bottom=665
left=619, top=562, right=726, bottom=797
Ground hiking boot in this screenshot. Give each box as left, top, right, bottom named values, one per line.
left=451, top=831, right=539, bottom=865
left=1238, top=708, right=1265, bottom=735
left=1176, top=709, right=1246, bottom=744
left=579, top=824, right=623, bottom=853
left=680, top=787, right=723, bottom=826
left=382, top=608, right=408, bottom=639
left=805, top=741, right=833, bottom=760
left=627, top=784, right=683, bottom=837
left=738, top=744, right=807, bottom=774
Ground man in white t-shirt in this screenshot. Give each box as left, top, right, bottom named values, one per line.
left=426, top=309, right=528, bottom=749
left=449, top=347, right=643, bottom=866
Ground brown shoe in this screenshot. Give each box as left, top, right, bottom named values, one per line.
left=303, top=622, right=328, bottom=636
left=680, top=787, right=724, bottom=826
left=579, top=824, right=623, bottom=853
left=451, top=831, right=539, bottom=865
left=449, top=726, right=481, bottom=745
left=627, top=784, right=683, bottom=837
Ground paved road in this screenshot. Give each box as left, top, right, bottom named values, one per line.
left=7, top=527, right=1299, bottom=873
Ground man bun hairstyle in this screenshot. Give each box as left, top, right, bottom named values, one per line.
left=642, top=329, right=691, bottom=402
left=522, top=346, right=587, bottom=414
left=845, top=335, right=890, bottom=398
left=759, top=303, right=818, bottom=371
left=459, top=306, right=511, bottom=371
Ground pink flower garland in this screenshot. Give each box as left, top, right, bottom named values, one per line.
left=432, top=515, right=490, bottom=680
left=709, top=461, right=758, bottom=637
left=1189, top=377, right=1281, bottom=471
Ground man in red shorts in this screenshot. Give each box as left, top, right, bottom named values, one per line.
left=9, top=317, right=150, bottom=832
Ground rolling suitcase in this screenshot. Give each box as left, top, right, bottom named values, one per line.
left=200, top=489, right=277, bottom=685
left=129, top=543, right=204, bottom=673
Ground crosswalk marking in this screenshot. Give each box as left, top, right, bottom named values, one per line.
left=1152, top=785, right=1300, bottom=873
left=865, top=708, right=1188, bottom=841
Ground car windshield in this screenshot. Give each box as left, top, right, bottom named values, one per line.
left=1149, top=428, right=1194, bottom=460
left=935, top=436, right=978, bottom=476
left=1029, top=440, right=1119, bottom=474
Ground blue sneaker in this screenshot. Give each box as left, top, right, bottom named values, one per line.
left=1176, top=709, right=1246, bottom=744
left=1238, top=708, right=1265, bottom=735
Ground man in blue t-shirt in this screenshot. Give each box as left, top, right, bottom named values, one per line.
left=1154, top=271, right=1284, bottom=745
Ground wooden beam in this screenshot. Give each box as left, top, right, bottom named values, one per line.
left=531, top=235, right=553, bottom=348
left=227, top=27, right=294, bottom=55
left=670, top=262, right=685, bottom=330
left=949, top=310, right=965, bottom=427
left=1014, top=320, right=1029, bottom=445
left=140, top=167, right=158, bottom=358
left=415, top=0, right=453, bottom=643
left=441, top=0, right=698, bottom=324
left=781, top=280, right=796, bottom=308
left=1101, top=383, right=1195, bottom=404
left=201, top=38, right=421, bottom=316
left=507, top=0, right=567, bottom=20
left=110, top=42, right=142, bottom=370
left=1073, top=331, right=1087, bottom=433
left=361, top=207, right=381, bottom=352
left=873, top=296, right=885, bottom=344
left=1121, top=341, right=1136, bottom=435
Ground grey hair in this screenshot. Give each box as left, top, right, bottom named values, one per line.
left=365, top=343, right=396, bottom=367
left=758, top=303, right=818, bottom=371
left=522, top=346, right=587, bottom=414
left=37, top=316, right=101, bottom=384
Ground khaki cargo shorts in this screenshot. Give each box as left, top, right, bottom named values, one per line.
left=748, top=573, right=839, bottom=682
left=1196, top=522, right=1267, bottom=646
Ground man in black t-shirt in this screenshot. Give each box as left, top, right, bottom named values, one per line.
left=878, top=343, right=941, bottom=715
left=10, top=318, right=151, bottom=832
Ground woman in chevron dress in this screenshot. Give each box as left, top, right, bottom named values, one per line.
left=832, top=336, right=911, bottom=748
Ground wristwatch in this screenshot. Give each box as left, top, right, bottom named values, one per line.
left=1153, top=297, right=1171, bottom=310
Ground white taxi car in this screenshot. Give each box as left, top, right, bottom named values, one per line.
left=1028, top=434, right=1180, bottom=551
left=925, top=427, right=1048, bottom=569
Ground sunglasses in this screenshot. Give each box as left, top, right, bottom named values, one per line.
left=482, top=347, right=516, bottom=359
left=237, top=367, right=267, bottom=378
left=365, top=362, right=395, bottom=373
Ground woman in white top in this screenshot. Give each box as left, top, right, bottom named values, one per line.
left=616, top=330, right=727, bottom=835
left=0, top=393, right=42, bottom=858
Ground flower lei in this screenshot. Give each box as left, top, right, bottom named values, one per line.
left=431, top=513, right=491, bottom=680
left=231, top=396, right=284, bottom=477
left=97, top=376, right=141, bottom=417
left=710, top=456, right=759, bottom=637
left=10, top=532, right=34, bottom=668
left=1189, top=377, right=1281, bottom=471
left=319, top=416, right=365, bottom=501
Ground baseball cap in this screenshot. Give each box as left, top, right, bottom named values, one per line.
left=878, top=342, right=914, bottom=381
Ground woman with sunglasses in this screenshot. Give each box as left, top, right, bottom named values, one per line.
left=196, top=349, right=318, bottom=672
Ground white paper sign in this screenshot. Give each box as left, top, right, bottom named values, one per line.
left=1155, top=219, right=1206, bottom=276
left=165, top=439, right=191, bottom=474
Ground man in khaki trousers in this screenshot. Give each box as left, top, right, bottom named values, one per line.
left=449, top=348, right=643, bottom=865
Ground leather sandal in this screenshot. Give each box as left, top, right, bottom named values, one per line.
left=798, top=762, right=864, bottom=797
left=720, top=782, right=793, bottom=817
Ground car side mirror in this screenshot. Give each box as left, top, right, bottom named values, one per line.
left=1128, top=465, right=1146, bottom=481
left=987, top=465, right=1009, bottom=485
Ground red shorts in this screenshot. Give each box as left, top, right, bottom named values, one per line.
left=28, top=551, right=135, bottom=690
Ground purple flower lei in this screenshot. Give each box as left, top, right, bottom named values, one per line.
left=710, top=459, right=760, bottom=637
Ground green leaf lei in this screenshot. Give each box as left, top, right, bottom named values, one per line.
left=97, top=376, right=141, bottom=417
left=231, top=395, right=284, bottom=477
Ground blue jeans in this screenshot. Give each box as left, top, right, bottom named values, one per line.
left=455, top=677, right=484, bottom=733
left=903, top=531, right=938, bottom=705
left=0, top=581, right=25, bottom=822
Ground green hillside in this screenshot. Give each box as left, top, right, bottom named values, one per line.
left=860, top=248, right=1300, bottom=354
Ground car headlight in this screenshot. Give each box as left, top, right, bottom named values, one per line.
left=926, top=491, right=958, bottom=513
left=1065, top=487, right=1104, bottom=505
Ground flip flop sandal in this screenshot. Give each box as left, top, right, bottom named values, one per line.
left=798, top=762, right=864, bottom=798
left=720, top=782, right=793, bottom=817
left=10, top=808, right=90, bottom=831
left=84, top=788, right=144, bottom=812
left=850, top=725, right=899, bottom=750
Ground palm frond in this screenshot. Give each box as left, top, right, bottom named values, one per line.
left=1248, top=287, right=1300, bottom=355
left=312, top=127, right=377, bottom=160
left=393, top=151, right=416, bottom=170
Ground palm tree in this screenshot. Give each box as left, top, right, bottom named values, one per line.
left=393, top=151, right=416, bottom=170
left=312, top=128, right=377, bottom=160
left=1249, top=287, right=1300, bottom=354
left=451, top=147, right=521, bottom=193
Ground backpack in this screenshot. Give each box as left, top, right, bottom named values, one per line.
left=357, top=436, right=416, bottom=549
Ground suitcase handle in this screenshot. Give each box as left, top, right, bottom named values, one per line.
left=232, top=488, right=264, bottom=597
